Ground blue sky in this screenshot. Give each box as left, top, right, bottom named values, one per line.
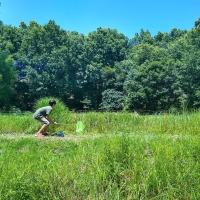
left=0, top=0, right=200, bottom=38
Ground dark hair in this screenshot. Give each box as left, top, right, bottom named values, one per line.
left=49, top=99, right=56, bottom=106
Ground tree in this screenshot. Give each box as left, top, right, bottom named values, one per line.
left=153, top=29, right=186, bottom=48
left=100, top=89, right=125, bottom=111
left=114, top=60, right=135, bottom=91
left=186, top=25, right=200, bottom=49
left=81, top=27, right=129, bottom=109
left=179, top=49, right=200, bottom=108
left=1, top=17, right=200, bottom=112
left=87, top=27, right=128, bottom=67
left=14, top=21, right=89, bottom=110
left=0, top=51, right=17, bottom=110
left=128, top=43, right=168, bottom=66
left=129, top=29, right=153, bottom=47
left=124, top=59, right=182, bottom=111
left=195, top=17, right=200, bottom=28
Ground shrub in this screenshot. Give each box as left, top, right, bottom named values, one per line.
left=100, top=89, right=125, bottom=111
left=34, top=97, right=69, bottom=132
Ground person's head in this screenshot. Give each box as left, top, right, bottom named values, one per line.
left=49, top=99, right=56, bottom=108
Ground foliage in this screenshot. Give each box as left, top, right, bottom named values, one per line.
left=124, top=58, right=183, bottom=111
left=195, top=17, right=200, bottom=28
left=0, top=51, right=17, bottom=110
left=100, top=89, right=125, bottom=111
left=1, top=17, right=200, bottom=111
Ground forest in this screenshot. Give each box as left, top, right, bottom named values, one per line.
left=0, top=17, right=200, bottom=112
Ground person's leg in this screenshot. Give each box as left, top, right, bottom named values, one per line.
left=36, top=117, right=50, bottom=136
left=42, top=125, right=50, bottom=136
left=38, top=124, right=48, bottom=134
left=42, top=126, right=48, bottom=133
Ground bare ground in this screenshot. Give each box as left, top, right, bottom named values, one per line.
left=0, top=133, right=102, bottom=141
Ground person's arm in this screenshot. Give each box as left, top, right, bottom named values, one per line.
left=46, top=115, right=57, bottom=124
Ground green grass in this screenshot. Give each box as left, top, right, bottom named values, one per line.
left=0, top=134, right=200, bottom=199
left=1, top=108, right=200, bottom=199
left=1, top=111, right=200, bottom=135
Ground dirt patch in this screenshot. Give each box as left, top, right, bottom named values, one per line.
left=0, top=133, right=101, bottom=141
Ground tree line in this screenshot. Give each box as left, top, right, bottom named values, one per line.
left=0, top=18, right=200, bottom=112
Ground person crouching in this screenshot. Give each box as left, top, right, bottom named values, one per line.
left=33, top=99, right=57, bottom=137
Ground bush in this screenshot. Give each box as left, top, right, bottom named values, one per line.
left=100, top=89, right=125, bottom=111
left=34, top=97, right=69, bottom=132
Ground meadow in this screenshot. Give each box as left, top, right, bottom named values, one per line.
left=0, top=104, right=200, bottom=199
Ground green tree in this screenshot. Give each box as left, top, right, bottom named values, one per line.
left=124, top=59, right=182, bottom=111
left=1, top=17, right=200, bottom=112
left=114, top=60, right=135, bottom=91
left=179, top=49, right=200, bottom=108
left=195, top=17, right=200, bottom=28
left=82, top=27, right=129, bottom=109
left=100, top=89, right=125, bottom=111
left=0, top=51, right=17, bottom=110
left=129, top=29, right=153, bottom=47
left=128, top=43, right=168, bottom=65
left=15, top=21, right=87, bottom=110
left=153, top=29, right=186, bottom=48
left=178, top=25, right=200, bottom=108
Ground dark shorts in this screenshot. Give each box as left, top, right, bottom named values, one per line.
left=35, top=117, right=50, bottom=127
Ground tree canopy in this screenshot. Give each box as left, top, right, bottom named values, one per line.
left=0, top=18, right=200, bottom=112
left=0, top=51, right=17, bottom=110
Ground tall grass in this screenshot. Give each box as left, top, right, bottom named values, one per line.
left=1, top=102, right=200, bottom=198
left=1, top=110, right=200, bottom=135
left=0, top=134, right=200, bottom=199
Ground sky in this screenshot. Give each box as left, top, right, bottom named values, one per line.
left=0, top=0, right=200, bottom=39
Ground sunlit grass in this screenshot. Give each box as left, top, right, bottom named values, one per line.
left=1, top=107, right=200, bottom=198
left=1, top=111, right=200, bottom=135
left=0, top=134, right=200, bottom=199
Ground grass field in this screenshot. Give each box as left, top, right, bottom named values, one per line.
left=0, top=111, right=200, bottom=199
